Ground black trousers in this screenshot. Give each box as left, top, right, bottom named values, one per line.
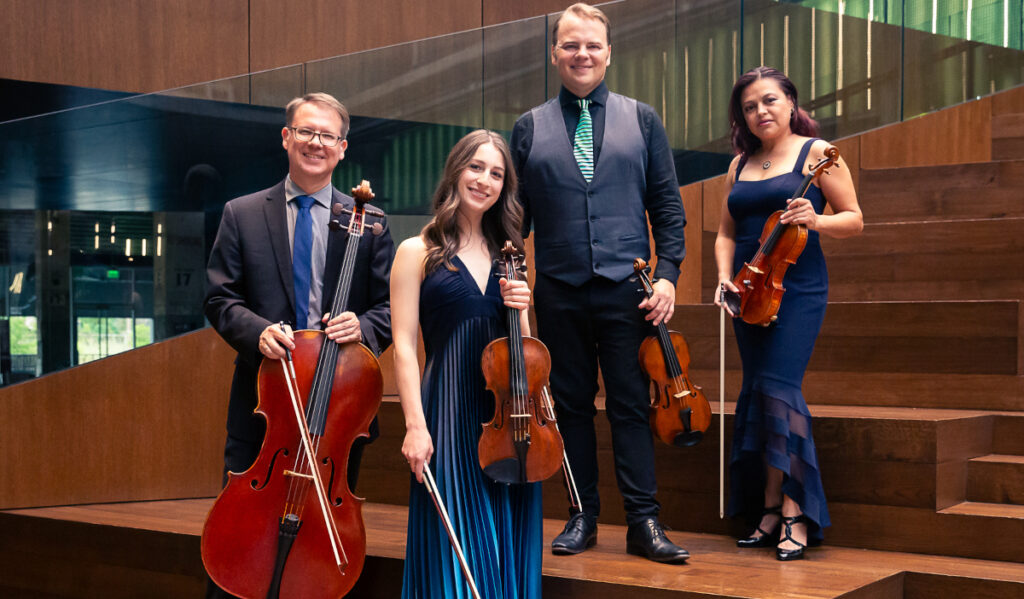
left=204, top=426, right=373, bottom=598
left=533, top=273, right=660, bottom=524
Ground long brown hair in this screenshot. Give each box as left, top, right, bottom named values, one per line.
left=421, top=130, right=523, bottom=275
left=729, top=66, right=818, bottom=156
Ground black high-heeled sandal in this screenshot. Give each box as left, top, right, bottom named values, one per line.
left=736, top=505, right=781, bottom=548
left=775, top=515, right=807, bottom=561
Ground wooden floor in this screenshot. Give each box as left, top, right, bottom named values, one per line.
left=4, top=499, right=1024, bottom=599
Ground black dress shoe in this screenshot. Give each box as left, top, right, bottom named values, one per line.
left=776, top=515, right=807, bottom=561
left=551, top=512, right=597, bottom=555
left=625, top=517, right=690, bottom=564
left=737, top=505, right=782, bottom=548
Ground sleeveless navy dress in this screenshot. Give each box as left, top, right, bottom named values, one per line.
left=402, top=256, right=543, bottom=598
left=727, top=138, right=831, bottom=543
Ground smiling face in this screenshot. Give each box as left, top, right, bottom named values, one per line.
left=456, top=142, right=506, bottom=220
left=740, top=77, right=795, bottom=144
left=551, top=13, right=611, bottom=98
left=281, top=101, right=347, bottom=193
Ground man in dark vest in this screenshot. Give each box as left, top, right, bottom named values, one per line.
left=510, top=3, right=688, bottom=564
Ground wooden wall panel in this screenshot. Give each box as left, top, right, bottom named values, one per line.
left=0, top=0, right=248, bottom=93
left=831, top=136, right=860, bottom=200
left=0, top=328, right=233, bottom=509
left=483, top=0, right=567, bottom=26
left=249, top=0, right=481, bottom=73
left=677, top=183, right=702, bottom=303
left=701, top=173, right=728, bottom=234
left=860, top=97, right=992, bottom=169
left=991, top=84, right=1024, bottom=116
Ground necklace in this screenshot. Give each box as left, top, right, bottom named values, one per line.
left=762, top=160, right=771, bottom=169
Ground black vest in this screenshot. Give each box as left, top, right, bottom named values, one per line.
left=523, top=92, right=650, bottom=286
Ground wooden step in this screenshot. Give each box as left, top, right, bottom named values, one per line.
left=688, top=370, right=1024, bottom=412
left=993, top=414, right=1024, bottom=454
left=966, top=454, right=1024, bottom=504
left=857, top=160, right=1024, bottom=222
left=939, top=501, right=1024, bottom=518
left=821, top=218, right=1024, bottom=302
left=4, top=499, right=1024, bottom=599
left=700, top=222, right=1024, bottom=303
left=992, top=114, right=1024, bottom=158
left=674, top=301, right=1020, bottom=376
left=360, top=399, right=1024, bottom=560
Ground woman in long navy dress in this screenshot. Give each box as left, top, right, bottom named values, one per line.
left=391, top=130, right=543, bottom=597
left=714, top=67, right=863, bottom=561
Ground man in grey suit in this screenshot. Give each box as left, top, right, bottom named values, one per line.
left=203, top=92, right=393, bottom=597
left=510, top=3, right=688, bottom=564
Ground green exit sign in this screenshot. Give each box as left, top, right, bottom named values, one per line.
left=107, top=270, right=120, bottom=279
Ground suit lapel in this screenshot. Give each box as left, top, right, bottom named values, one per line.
left=263, top=182, right=297, bottom=320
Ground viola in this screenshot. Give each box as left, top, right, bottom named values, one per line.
left=634, top=258, right=711, bottom=447
left=723, top=146, right=840, bottom=326
left=201, top=181, right=384, bottom=598
left=478, top=241, right=564, bottom=484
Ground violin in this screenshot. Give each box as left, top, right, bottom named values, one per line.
left=634, top=259, right=711, bottom=448
left=723, top=146, right=840, bottom=326
left=478, top=241, right=564, bottom=484
left=201, top=181, right=385, bottom=598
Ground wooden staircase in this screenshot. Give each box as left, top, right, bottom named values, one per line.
left=2, top=84, right=1024, bottom=599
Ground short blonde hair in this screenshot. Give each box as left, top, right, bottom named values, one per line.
left=284, top=92, right=350, bottom=139
left=551, top=3, right=611, bottom=45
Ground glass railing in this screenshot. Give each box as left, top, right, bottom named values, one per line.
left=0, top=0, right=1021, bottom=383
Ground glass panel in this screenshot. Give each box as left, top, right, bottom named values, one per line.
left=2, top=0, right=1024, bottom=384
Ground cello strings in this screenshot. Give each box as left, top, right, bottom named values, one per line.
left=299, top=232, right=361, bottom=517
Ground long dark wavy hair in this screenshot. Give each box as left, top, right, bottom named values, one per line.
left=729, top=66, right=818, bottom=156
left=421, top=130, right=523, bottom=275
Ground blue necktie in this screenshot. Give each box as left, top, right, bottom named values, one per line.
left=292, top=195, right=315, bottom=329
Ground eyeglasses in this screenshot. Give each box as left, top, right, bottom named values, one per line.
left=287, top=127, right=344, bottom=147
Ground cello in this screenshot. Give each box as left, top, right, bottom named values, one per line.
left=633, top=258, right=711, bottom=447
left=201, top=181, right=384, bottom=598
left=722, top=147, right=840, bottom=325
left=478, top=241, right=564, bottom=484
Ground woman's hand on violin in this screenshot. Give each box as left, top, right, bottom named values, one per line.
left=402, top=425, right=434, bottom=483
left=639, top=278, right=676, bottom=326
left=780, top=197, right=818, bottom=229
left=259, top=323, right=294, bottom=359
left=498, top=278, right=531, bottom=311
left=715, top=279, right=741, bottom=318
left=323, top=311, right=362, bottom=344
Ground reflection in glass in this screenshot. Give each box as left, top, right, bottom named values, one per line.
left=1, top=0, right=1022, bottom=384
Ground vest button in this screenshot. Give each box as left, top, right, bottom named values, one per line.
left=592, top=239, right=600, bottom=246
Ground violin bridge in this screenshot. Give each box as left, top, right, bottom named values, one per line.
left=283, top=470, right=314, bottom=480
left=673, top=391, right=692, bottom=399
left=747, top=266, right=764, bottom=275
left=510, top=413, right=532, bottom=418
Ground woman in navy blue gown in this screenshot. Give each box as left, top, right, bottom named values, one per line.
left=714, top=67, right=863, bottom=561
left=391, top=130, right=543, bottom=597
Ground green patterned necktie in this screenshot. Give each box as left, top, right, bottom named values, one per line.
left=573, top=99, right=594, bottom=182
